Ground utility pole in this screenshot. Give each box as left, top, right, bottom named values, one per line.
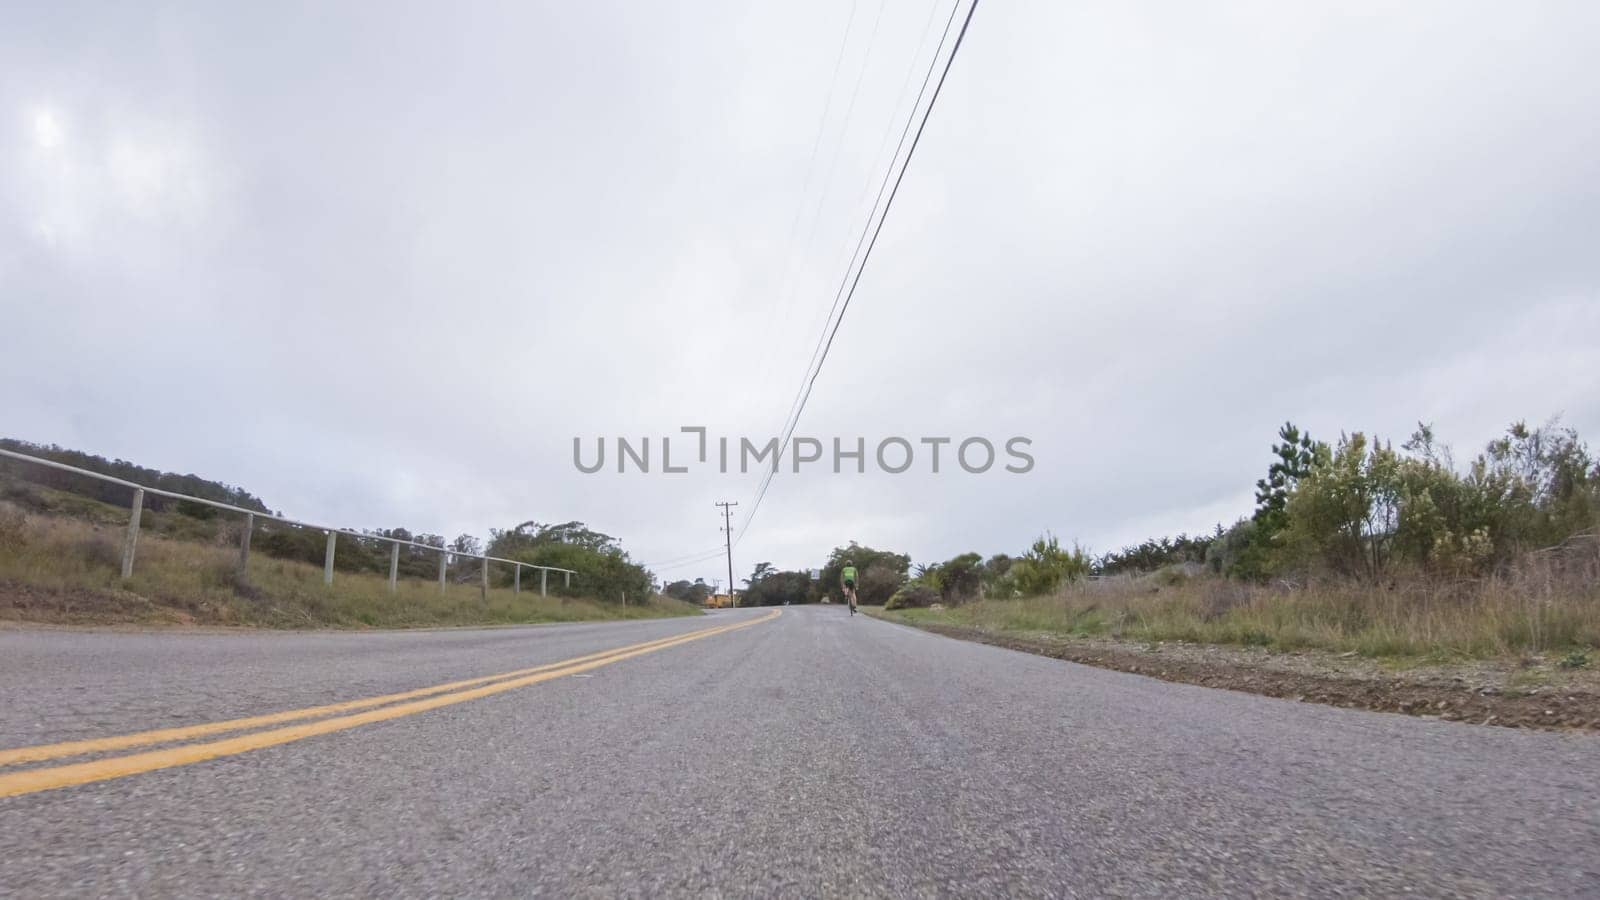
left=715, top=500, right=738, bottom=608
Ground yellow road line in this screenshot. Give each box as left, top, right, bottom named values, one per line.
left=0, top=610, right=778, bottom=798
left=0, top=623, right=726, bottom=768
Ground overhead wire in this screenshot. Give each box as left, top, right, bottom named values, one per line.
left=745, top=0, right=865, bottom=410
left=645, top=549, right=731, bottom=573
left=651, top=1, right=892, bottom=574
left=761, top=0, right=951, bottom=463
left=763, top=0, right=889, bottom=352
left=735, top=0, right=979, bottom=547
left=641, top=546, right=728, bottom=569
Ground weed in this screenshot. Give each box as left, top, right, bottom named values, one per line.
left=74, top=535, right=122, bottom=571
left=0, top=505, right=25, bottom=546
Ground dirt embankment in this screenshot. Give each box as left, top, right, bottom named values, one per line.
left=889, top=618, right=1600, bottom=732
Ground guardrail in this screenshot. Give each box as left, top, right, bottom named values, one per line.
left=0, top=448, right=575, bottom=599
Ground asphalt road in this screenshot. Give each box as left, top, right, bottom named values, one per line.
left=1, top=606, right=1597, bottom=897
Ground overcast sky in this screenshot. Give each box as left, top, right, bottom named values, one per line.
left=4, top=1, right=1598, bottom=584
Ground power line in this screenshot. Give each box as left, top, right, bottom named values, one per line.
left=823, top=0, right=947, bottom=312
left=787, top=0, right=944, bottom=409
left=642, top=546, right=727, bottom=569
left=650, top=2, right=898, bottom=574
left=777, top=0, right=890, bottom=339
left=736, top=0, right=981, bottom=547
left=761, top=0, right=963, bottom=474
left=738, top=1, right=963, bottom=547
left=647, top=0, right=981, bottom=570
left=645, top=551, right=724, bottom=569
left=746, top=0, right=864, bottom=407
left=648, top=553, right=729, bottom=575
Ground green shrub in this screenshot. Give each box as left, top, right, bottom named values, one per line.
left=1155, top=566, right=1189, bottom=587
left=885, top=583, right=939, bottom=611
left=997, top=533, right=1090, bottom=597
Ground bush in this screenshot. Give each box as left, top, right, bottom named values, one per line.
left=1269, top=420, right=1599, bottom=583
left=1154, top=566, right=1189, bottom=587
left=1206, top=518, right=1254, bottom=575
left=997, top=533, right=1091, bottom=597
left=857, top=561, right=906, bottom=606
left=885, top=583, right=939, bottom=611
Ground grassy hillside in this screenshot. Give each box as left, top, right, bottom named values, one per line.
left=0, top=492, right=698, bottom=629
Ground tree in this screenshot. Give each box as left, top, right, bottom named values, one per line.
left=1255, top=423, right=1322, bottom=530
left=857, top=562, right=907, bottom=607
left=1388, top=419, right=1598, bottom=574
left=741, top=565, right=813, bottom=606
left=488, top=520, right=622, bottom=557
left=1095, top=532, right=1215, bottom=576
left=922, top=551, right=982, bottom=603
left=1475, top=419, right=1597, bottom=551
left=664, top=579, right=712, bottom=605
left=981, top=554, right=1015, bottom=591
left=744, top=562, right=776, bottom=586
left=0, top=438, right=272, bottom=516
left=486, top=520, right=650, bottom=601
left=1231, top=422, right=1327, bottom=580
left=817, top=542, right=909, bottom=606
left=1206, top=519, right=1254, bottom=575
left=1284, top=433, right=1401, bottom=580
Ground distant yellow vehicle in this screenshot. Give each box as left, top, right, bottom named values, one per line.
left=705, top=593, right=735, bottom=609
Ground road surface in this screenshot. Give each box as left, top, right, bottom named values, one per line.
left=1, top=605, right=1596, bottom=897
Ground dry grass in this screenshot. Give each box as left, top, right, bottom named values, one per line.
left=888, top=550, right=1600, bottom=660
left=0, top=503, right=700, bottom=629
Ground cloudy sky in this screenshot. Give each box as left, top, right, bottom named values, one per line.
left=4, top=1, right=1598, bottom=584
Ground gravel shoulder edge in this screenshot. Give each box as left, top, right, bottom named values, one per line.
left=867, top=610, right=1600, bottom=732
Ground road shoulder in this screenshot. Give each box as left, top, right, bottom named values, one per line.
left=866, top=608, right=1600, bottom=732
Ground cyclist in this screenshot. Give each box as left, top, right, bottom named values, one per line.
left=841, top=561, right=858, bottom=615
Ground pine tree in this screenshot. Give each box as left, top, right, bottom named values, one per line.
left=1253, top=422, right=1319, bottom=532
left=1232, top=422, right=1324, bottom=579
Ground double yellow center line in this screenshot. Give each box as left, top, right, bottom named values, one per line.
left=0, top=610, right=778, bottom=799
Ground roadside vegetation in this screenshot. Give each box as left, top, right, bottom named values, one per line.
left=877, top=565, right=1599, bottom=660
left=0, top=441, right=693, bottom=628
left=742, top=417, right=1600, bottom=663
left=0, top=502, right=697, bottom=628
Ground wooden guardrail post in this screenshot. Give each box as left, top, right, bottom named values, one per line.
left=323, top=531, right=336, bottom=585
left=238, top=513, right=253, bottom=575
left=479, top=557, right=488, bottom=604
left=541, top=568, right=548, bottom=597
left=514, top=564, right=521, bottom=594
left=120, top=489, right=144, bottom=579
left=388, top=542, right=400, bottom=593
